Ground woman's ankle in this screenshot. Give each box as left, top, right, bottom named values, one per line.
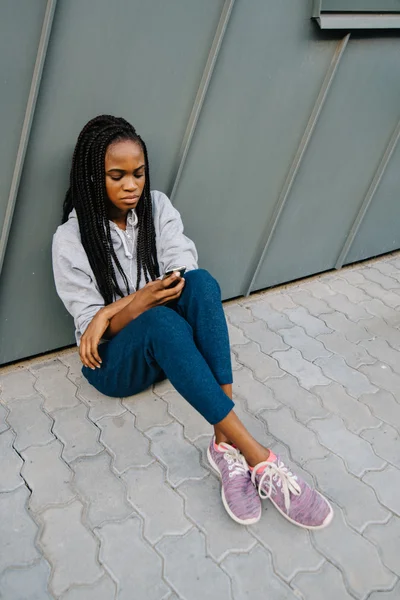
left=244, top=447, right=271, bottom=468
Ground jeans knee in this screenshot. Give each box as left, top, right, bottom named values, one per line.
left=141, top=306, right=191, bottom=338
left=184, top=269, right=221, bottom=298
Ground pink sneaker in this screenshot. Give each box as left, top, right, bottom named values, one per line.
left=251, top=454, right=333, bottom=529
left=207, top=438, right=262, bottom=525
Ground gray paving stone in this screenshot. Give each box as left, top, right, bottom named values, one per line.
left=21, top=440, right=76, bottom=513
left=231, top=350, right=241, bottom=371
left=370, top=260, right=399, bottom=278
left=315, top=355, right=377, bottom=398
left=363, top=316, right=400, bottom=350
left=146, top=421, right=207, bottom=487
left=286, top=289, right=333, bottom=316
left=153, top=378, right=174, bottom=396
left=251, top=501, right=324, bottom=581
left=337, top=269, right=367, bottom=286
left=222, top=544, right=297, bottom=600
left=362, top=423, right=400, bottom=469
left=364, top=516, right=400, bottom=576
left=0, top=486, right=40, bottom=572
left=360, top=338, right=400, bottom=374
left=0, top=402, right=9, bottom=433
left=361, top=298, right=400, bottom=326
left=31, top=360, right=80, bottom=413
left=224, top=304, right=253, bottom=325
left=305, top=454, right=389, bottom=533
left=312, top=383, right=380, bottom=434
left=122, top=387, right=173, bottom=431
left=60, top=351, right=83, bottom=384
left=0, top=559, right=52, bottom=600
left=312, top=505, right=396, bottom=599
left=72, top=453, right=133, bottom=528
left=279, top=325, right=331, bottom=361
left=358, top=280, right=400, bottom=308
left=97, top=412, right=153, bottom=473
left=225, top=398, right=274, bottom=450
left=285, top=306, right=332, bottom=337
left=233, top=341, right=285, bottom=381
left=249, top=303, right=293, bottom=332
left=369, top=581, right=400, bottom=600
left=360, top=390, right=400, bottom=433
left=272, top=349, right=331, bottom=390
left=178, top=474, right=256, bottom=562
left=233, top=367, right=281, bottom=413
left=239, top=320, right=289, bottom=354
left=320, top=312, right=373, bottom=343
left=6, top=394, right=54, bottom=451
left=0, top=430, right=24, bottom=492
left=161, top=389, right=213, bottom=441
left=98, top=516, right=168, bottom=600
left=260, top=406, right=328, bottom=465
left=156, top=529, right=231, bottom=600
left=300, top=280, right=335, bottom=299
left=52, top=403, right=103, bottom=463
left=122, top=462, right=191, bottom=544
left=60, top=574, right=116, bottom=600
left=318, top=331, right=375, bottom=369
left=360, top=362, right=400, bottom=401
left=227, top=322, right=249, bottom=346
left=249, top=292, right=297, bottom=312
left=0, top=369, right=37, bottom=402
left=363, top=465, right=400, bottom=515
left=76, top=377, right=125, bottom=422
left=292, top=561, right=357, bottom=600
left=265, top=374, right=328, bottom=424
left=39, top=500, right=102, bottom=596
left=326, top=292, right=373, bottom=322
left=362, top=266, right=400, bottom=290
left=308, top=415, right=385, bottom=477
left=327, top=278, right=371, bottom=304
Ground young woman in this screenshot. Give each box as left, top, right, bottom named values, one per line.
left=53, top=114, right=333, bottom=529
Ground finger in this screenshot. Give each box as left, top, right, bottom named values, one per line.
left=161, top=273, right=180, bottom=289
left=91, top=340, right=102, bottom=368
left=86, top=343, right=99, bottom=370
left=82, top=338, right=97, bottom=370
left=162, top=278, right=185, bottom=298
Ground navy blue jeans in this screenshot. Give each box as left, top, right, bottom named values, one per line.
left=82, top=269, right=234, bottom=424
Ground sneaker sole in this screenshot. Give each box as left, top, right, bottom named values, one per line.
left=207, top=447, right=261, bottom=526
left=268, top=491, right=334, bottom=530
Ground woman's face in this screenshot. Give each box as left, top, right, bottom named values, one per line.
left=104, top=139, right=146, bottom=216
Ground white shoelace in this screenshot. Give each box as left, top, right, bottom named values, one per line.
left=219, top=443, right=249, bottom=479
left=252, top=460, right=301, bottom=511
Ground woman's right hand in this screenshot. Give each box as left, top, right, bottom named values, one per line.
left=133, top=273, right=185, bottom=314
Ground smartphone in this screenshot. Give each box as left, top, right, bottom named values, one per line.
left=163, top=266, right=186, bottom=288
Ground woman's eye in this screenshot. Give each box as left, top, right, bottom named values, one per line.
left=110, top=176, right=122, bottom=181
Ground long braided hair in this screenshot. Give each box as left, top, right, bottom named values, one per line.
left=62, top=115, right=159, bottom=304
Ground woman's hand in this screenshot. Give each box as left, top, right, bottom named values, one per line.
left=133, top=273, right=185, bottom=314
left=79, top=308, right=110, bottom=370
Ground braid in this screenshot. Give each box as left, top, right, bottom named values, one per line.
left=63, top=115, right=160, bottom=304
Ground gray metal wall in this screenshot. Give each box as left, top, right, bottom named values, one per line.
left=1, top=0, right=399, bottom=365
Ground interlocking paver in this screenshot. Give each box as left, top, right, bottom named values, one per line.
left=161, top=389, right=213, bottom=441
left=76, top=377, right=125, bottom=422
left=227, top=322, right=248, bottom=346
left=292, top=561, right=355, bottom=600
left=369, top=581, right=400, bottom=600
left=72, top=452, right=133, bottom=528
left=360, top=338, right=400, bottom=374
left=60, top=574, right=117, bottom=600
left=360, top=362, right=400, bottom=401
left=308, top=415, right=385, bottom=477
left=233, top=367, right=280, bottom=413
left=272, top=349, right=331, bottom=390
left=247, top=292, right=296, bottom=312
left=364, top=516, right=400, bottom=576
left=362, top=423, right=400, bottom=469
left=224, top=304, right=253, bottom=325
left=312, top=383, right=380, bottom=434
left=305, top=454, right=389, bottom=532
left=97, top=412, right=153, bottom=473
left=233, top=341, right=285, bottom=381
left=326, top=292, right=373, bottom=321
left=0, top=430, right=24, bottom=492
left=363, top=316, right=400, bottom=350
left=337, top=269, right=367, bottom=285
left=320, top=311, right=373, bottom=343
left=357, top=280, right=400, bottom=308
left=97, top=516, right=169, bottom=600
left=146, top=421, right=207, bottom=487
left=178, top=474, right=256, bottom=562
left=360, top=390, right=400, bottom=432
left=122, top=387, right=173, bottom=431
left=52, top=403, right=103, bottom=463
left=315, top=354, right=377, bottom=398
left=0, top=402, right=9, bottom=433
left=39, top=500, right=102, bottom=596
left=0, top=559, right=52, bottom=600
left=286, top=289, right=333, bottom=315
left=156, top=529, right=231, bottom=600
left=361, top=298, right=400, bottom=326
left=363, top=465, right=400, bottom=515
left=265, top=374, right=328, bottom=424
left=279, top=325, right=331, bottom=361
left=285, top=306, right=332, bottom=337
left=249, top=303, right=293, bottom=331
left=361, top=266, right=400, bottom=290
left=260, top=406, right=328, bottom=464
left=0, top=486, right=40, bottom=572
left=60, top=351, right=83, bottom=384
left=0, top=369, right=36, bottom=402
left=370, top=260, right=400, bottom=278
left=31, top=360, right=79, bottom=412
left=312, top=505, right=396, bottom=599
left=6, top=394, right=54, bottom=451
left=122, top=462, right=190, bottom=544
left=299, top=280, right=335, bottom=299
left=239, top=320, right=289, bottom=354
left=21, top=439, right=75, bottom=512
left=327, top=278, right=371, bottom=304
left=318, top=331, right=375, bottom=369
left=222, top=544, right=297, bottom=600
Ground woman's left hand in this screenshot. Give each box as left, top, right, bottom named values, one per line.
left=79, top=308, right=110, bottom=370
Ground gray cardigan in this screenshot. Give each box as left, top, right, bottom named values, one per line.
left=52, top=190, right=198, bottom=344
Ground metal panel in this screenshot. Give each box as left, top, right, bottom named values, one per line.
left=316, top=14, right=400, bottom=29
left=321, top=0, right=400, bottom=11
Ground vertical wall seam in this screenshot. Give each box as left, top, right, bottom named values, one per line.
left=169, top=0, right=236, bottom=202
left=0, top=0, right=58, bottom=275
left=335, top=117, right=400, bottom=269
left=244, top=33, right=350, bottom=296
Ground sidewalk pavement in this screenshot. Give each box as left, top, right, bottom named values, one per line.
left=1, top=254, right=400, bottom=600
